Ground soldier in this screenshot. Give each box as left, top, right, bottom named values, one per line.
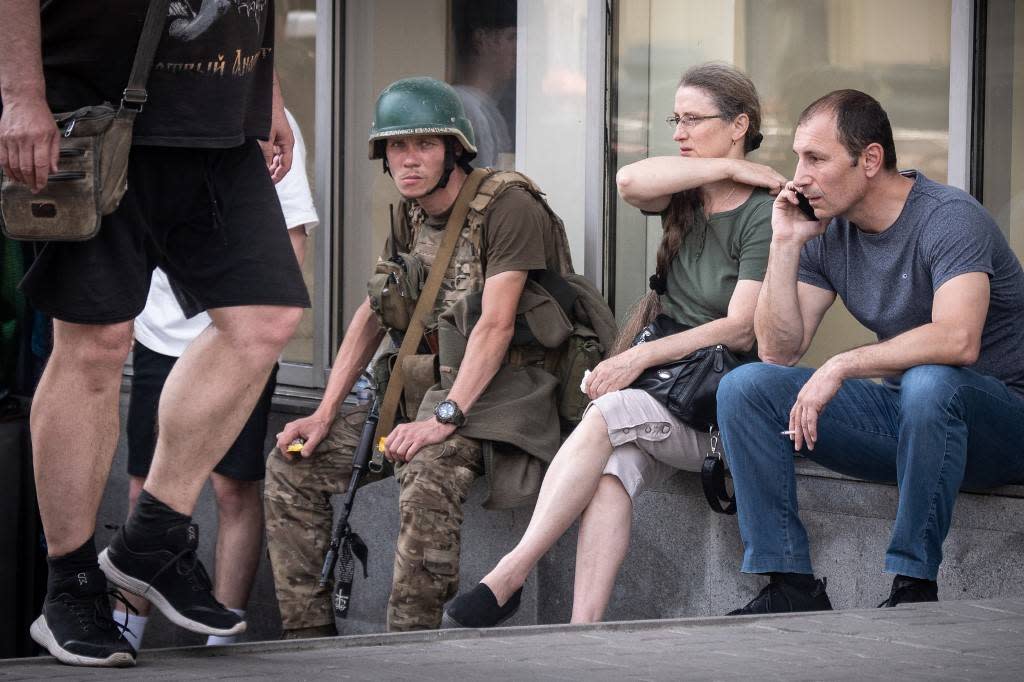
left=263, top=77, right=603, bottom=635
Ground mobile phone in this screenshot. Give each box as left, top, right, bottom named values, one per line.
left=795, top=191, right=818, bottom=221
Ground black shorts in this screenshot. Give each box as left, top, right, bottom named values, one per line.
left=20, top=140, right=310, bottom=324
left=126, top=341, right=277, bottom=481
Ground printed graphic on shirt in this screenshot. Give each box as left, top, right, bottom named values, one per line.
left=169, top=1, right=268, bottom=41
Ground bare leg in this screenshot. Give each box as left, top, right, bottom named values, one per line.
left=32, top=321, right=133, bottom=556
left=481, top=408, right=614, bottom=605
left=570, top=475, right=633, bottom=623
left=143, top=305, right=301, bottom=514
left=209, top=473, right=263, bottom=610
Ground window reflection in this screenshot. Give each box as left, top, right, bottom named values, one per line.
left=450, top=0, right=516, bottom=169
left=275, top=0, right=318, bottom=367
left=982, top=0, right=1024, bottom=256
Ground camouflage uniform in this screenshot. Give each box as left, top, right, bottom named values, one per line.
left=265, top=172, right=573, bottom=633
left=265, top=401, right=484, bottom=632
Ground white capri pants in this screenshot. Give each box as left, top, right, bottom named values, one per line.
left=587, top=388, right=712, bottom=500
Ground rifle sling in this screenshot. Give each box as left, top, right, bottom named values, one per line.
left=375, top=168, right=489, bottom=442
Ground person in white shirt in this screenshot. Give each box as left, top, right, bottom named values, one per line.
left=114, top=109, right=318, bottom=649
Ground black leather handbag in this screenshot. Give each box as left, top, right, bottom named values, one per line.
left=629, top=314, right=747, bottom=429
left=629, top=314, right=748, bottom=515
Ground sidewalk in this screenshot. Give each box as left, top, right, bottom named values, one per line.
left=4, top=598, right=1023, bottom=680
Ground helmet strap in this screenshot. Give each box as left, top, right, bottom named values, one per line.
left=423, top=138, right=460, bottom=196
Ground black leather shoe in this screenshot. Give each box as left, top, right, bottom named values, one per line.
left=30, top=568, right=136, bottom=667
left=727, top=575, right=832, bottom=615
left=99, top=523, right=244, bottom=637
left=878, top=575, right=938, bottom=607
left=442, top=583, right=522, bottom=628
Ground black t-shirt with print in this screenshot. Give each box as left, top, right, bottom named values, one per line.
left=38, top=0, right=274, bottom=147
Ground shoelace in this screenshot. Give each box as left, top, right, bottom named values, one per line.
left=750, top=582, right=787, bottom=612
left=63, top=588, right=137, bottom=637
left=878, top=582, right=929, bottom=607
left=146, top=545, right=214, bottom=593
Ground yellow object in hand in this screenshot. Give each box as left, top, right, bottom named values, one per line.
left=286, top=438, right=305, bottom=454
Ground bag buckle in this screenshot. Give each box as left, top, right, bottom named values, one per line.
left=121, top=88, right=148, bottom=112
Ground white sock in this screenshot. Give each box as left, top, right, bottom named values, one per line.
left=206, top=608, right=246, bottom=646
left=113, top=609, right=148, bottom=651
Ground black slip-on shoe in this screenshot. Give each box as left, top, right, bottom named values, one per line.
left=878, top=575, right=938, bottom=607
left=99, top=523, right=244, bottom=637
left=727, top=575, right=833, bottom=615
left=442, top=583, right=523, bottom=628
left=30, top=568, right=136, bottom=667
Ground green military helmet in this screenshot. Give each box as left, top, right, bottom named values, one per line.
left=368, top=77, right=477, bottom=161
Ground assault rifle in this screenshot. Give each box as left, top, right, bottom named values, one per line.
left=318, top=396, right=381, bottom=618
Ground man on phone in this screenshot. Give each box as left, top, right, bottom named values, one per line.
left=717, top=89, right=1024, bottom=613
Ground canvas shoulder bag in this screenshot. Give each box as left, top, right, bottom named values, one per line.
left=0, top=0, right=169, bottom=241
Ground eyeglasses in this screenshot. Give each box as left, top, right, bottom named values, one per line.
left=665, top=113, right=723, bottom=130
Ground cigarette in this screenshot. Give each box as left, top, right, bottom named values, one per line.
left=780, top=430, right=797, bottom=436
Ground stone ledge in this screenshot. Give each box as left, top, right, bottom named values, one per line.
left=651, top=456, right=1024, bottom=500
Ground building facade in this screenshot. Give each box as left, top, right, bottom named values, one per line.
left=274, top=0, right=1022, bottom=392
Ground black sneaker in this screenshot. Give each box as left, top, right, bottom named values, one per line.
left=727, top=575, right=833, bottom=615
left=98, top=523, right=245, bottom=637
left=30, top=568, right=136, bottom=667
left=442, top=583, right=522, bottom=628
left=878, top=575, right=938, bottom=607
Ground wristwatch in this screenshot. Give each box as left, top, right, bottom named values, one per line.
left=434, top=399, right=466, bottom=427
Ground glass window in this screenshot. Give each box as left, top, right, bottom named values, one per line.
left=450, top=0, right=517, bottom=170
left=981, top=0, right=1024, bottom=257
left=275, top=0, right=327, bottom=384
left=610, top=0, right=952, bottom=367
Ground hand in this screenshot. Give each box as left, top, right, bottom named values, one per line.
left=0, top=96, right=59, bottom=193
left=276, top=412, right=331, bottom=460
left=586, top=346, right=647, bottom=400
left=384, top=418, right=457, bottom=463
left=771, top=182, right=829, bottom=245
left=260, top=104, right=293, bottom=184
left=787, top=360, right=844, bottom=451
left=728, top=159, right=787, bottom=195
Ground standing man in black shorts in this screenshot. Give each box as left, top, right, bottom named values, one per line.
left=0, top=0, right=310, bottom=668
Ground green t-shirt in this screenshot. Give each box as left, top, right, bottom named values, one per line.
left=658, top=188, right=773, bottom=328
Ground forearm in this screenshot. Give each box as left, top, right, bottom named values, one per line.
left=317, top=300, right=385, bottom=417
left=288, top=227, right=306, bottom=267
left=616, top=157, right=733, bottom=206
left=827, top=322, right=980, bottom=382
left=444, top=321, right=515, bottom=413
left=635, top=315, right=755, bottom=369
left=0, top=1, right=46, bottom=101
left=271, top=69, right=283, bottom=116
left=755, top=239, right=806, bottom=364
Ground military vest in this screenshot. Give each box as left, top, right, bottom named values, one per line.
left=405, top=169, right=575, bottom=330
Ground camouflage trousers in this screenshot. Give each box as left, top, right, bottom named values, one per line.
left=263, top=402, right=483, bottom=632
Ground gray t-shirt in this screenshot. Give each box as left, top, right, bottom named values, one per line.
left=798, top=172, right=1024, bottom=397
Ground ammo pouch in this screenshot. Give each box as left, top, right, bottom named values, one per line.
left=368, top=346, right=438, bottom=420
left=1, top=104, right=135, bottom=241
left=555, top=325, right=603, bottom=424
left=367, top=252, right=425, bottom=332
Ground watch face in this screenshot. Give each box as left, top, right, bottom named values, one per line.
left=437, top=401, right=456, bottom=421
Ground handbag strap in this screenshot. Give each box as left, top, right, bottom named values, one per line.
left=122, top=0, right=172, bottom=110
left=700, top=426, right=737, bottom=515
left=375, top=167, right=490, bottom=442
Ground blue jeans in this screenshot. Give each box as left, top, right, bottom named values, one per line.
left=717, top=363, right=1024, bottom=580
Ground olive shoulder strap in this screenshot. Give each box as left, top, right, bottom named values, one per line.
left=375, top=167, right=490, bottom=441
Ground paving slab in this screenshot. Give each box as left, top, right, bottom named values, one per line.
left=3, top=599, right=1024, bottom=681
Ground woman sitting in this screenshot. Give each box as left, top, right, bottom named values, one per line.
left=443, top=62, right=785, bottom=627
